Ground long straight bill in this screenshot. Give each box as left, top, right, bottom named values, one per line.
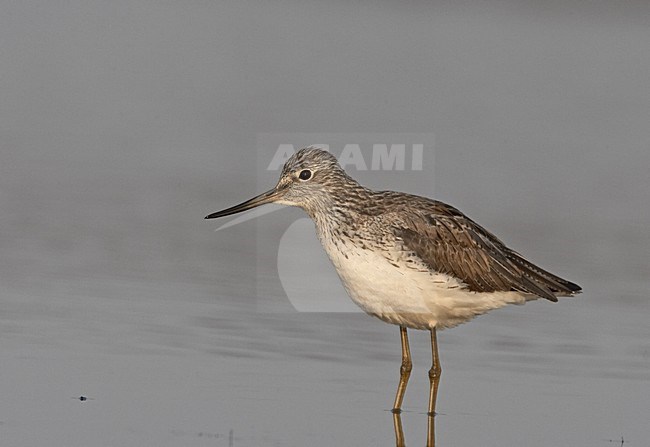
left=204, top=188, right=283, bottom=219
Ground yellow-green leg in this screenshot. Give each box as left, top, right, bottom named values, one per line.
left=427, top=327, right=442, bottom=416
left=392, top=326, right=412, bottom=413
left=426, top=327, right=441, bottom=447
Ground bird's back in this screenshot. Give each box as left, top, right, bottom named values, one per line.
left=381, top=192, right=581, bottom=298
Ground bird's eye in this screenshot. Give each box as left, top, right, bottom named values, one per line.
left=298, top=169, right=312, bottom=181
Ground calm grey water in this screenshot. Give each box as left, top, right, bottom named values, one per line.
left=2, top=176, right=649, bottom=446
left=2, top=1, right=650, bottom=446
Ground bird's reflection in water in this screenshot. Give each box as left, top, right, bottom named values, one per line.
left=426, top=413, right=436, bottom=447
left=392, top=412, right=405, bottom=446
left=392, top=411, right=436, bottom=447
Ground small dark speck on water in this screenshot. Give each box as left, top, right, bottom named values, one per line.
left=73, top=396, right=92, bottom=402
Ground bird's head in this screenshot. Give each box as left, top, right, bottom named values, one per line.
left=205, top=147, right=359, bottom=220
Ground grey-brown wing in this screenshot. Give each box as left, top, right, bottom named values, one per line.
left=391, top=209, right=580, bottom=301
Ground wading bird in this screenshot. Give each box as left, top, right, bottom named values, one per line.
left=205, top=147, right=581, bottom=416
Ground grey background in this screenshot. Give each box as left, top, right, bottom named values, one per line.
left=1, top=1, right=649, bottom=446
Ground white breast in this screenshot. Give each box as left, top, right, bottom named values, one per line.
left=320, top=238, right=531, bottom=330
